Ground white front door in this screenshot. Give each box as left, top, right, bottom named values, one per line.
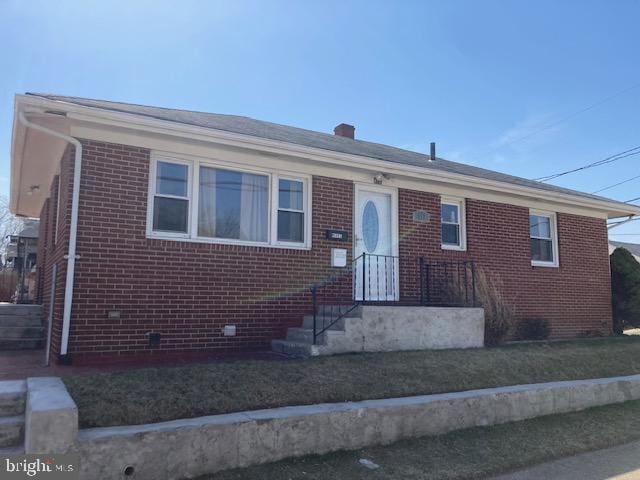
left=354, top=185, right=399, bottom=301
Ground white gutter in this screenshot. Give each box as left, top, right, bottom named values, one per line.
left=607, top=215, right=638, bottom=230
left=18, top=110, right=81, bottom=359
left=15, top=94, right=640, bottom=219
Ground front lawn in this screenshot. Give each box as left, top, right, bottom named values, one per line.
left=201, top=399, right=640, bottom=480
left=64, top=336, right=640, bottom=428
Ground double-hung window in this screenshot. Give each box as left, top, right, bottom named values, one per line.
left=530, top=210, right=558, bottom=267
left=148, top=156, right=311, bottom=248
left=276, top=178, right=306, bottom=244
left=152, top=160, right=190, bottom=235
left=441, top=197, right=466, bottom=250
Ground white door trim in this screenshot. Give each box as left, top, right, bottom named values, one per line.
left=353, top=183, right=400, bottom=301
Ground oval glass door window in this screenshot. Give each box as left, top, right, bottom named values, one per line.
left=362, top=201, right=379, bottom=252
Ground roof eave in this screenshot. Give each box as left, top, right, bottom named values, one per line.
left=14, top=94, right=640, bottom=220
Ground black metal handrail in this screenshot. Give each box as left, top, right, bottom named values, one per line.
left=310, top=255, right=477, bottom=344
left=310, top=252, right=399, bottom=344
left=420, top=258, right=477, bottom=307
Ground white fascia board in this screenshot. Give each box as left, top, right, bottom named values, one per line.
left=14, top=94, right=640, bottom=219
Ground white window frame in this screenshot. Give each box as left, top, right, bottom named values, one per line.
left=148, top=157, right=192, bottom=239
left=441, top=196, right=466, bottom=251
left=147, top=154, right=312, bottom=249
left=272, top=175, right=311, bottom=248
left=530, top=209, right=559, bottom=267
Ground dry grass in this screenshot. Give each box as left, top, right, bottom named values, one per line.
left=202, top=399, right=640, bottom=480
left=65, top=336, right=640, bottom=428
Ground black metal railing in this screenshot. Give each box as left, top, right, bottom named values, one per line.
left=310, top=255, right=477, bottom=344
left=353, top=252, right=400, bottom=303
left=420, top=258, right=477, bottom=307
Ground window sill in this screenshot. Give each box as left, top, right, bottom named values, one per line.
left=441, top=244, right=466, bottom=251
left=531, top=260, right=559, bottom=268
left=146, top=233, right=312, bottom=250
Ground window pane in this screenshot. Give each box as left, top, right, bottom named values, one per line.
left=442, top=223, right=460, bottom=245
left=531, top=238, right=553, bottom=262
left=153, top=197, right=188, bottom=233
left=441, top=204, right=459, bottom=223
left=530, top=215, right=551, bottom=238
left=198, top=167, right=268, bottom=242
left=157, top=162, right=188, bottom=197
left=278, top=211, right=304, bottom=243
left=279, top=179, right=304, bottom=210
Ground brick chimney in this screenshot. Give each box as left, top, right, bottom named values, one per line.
left=334, top=123, right=355, bottom=139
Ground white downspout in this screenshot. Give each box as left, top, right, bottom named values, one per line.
left=18, top=110, right=82, bottom=359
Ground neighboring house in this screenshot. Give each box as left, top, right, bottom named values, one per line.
left=609, top=240, right=640, bottom=262
left=10, top=93, right=640, bottom=365
left=5, top=220, right=39, bottom=303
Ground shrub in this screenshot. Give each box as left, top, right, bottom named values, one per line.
left=610, top=247, right=640, bottom=334
left=475, top=268, right=516, bottom=346
left=517, top=318, right=551, bottom=341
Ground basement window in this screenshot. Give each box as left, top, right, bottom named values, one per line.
left=530, top=210, right=558, bottom=267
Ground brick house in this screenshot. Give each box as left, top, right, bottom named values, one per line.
left=10, top=93, right=639, bottom=365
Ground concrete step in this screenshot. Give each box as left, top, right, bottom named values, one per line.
left=316, top=304, right=361, bottom=318
left=0, top=338, right=45, bottom=350
left=0, top=381, right=26, bottom=416
left=0, top=315, right=43, bottom=327
left=0, top=326, right=44, bottom=340
left=0, top=305, right=43, bottom=316
left=0, top=415, right=24, bottom=447
left=271, top=339, right=317, bottom=357
left=0, top=445, right=24, bottom=454
left=301, top=315, right=348, bottom=330
left=286, top=327, right=346, bottom=345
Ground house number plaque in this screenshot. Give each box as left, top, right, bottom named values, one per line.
left=325, top=229, right=349, bottom=241
left=412, top=210, right=431, bottom=223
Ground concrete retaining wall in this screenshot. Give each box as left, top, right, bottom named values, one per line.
left=354, top=306, right=485, bottom=351
left=72, top=374, right=640, bottom=479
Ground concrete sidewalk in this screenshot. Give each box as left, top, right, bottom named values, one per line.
left=494, top=440, right=640, bottom=480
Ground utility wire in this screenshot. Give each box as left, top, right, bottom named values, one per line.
left=498, top=81, right=640, bottom=150
left=534, top=146, right=640, bottom=182
left=626, top=196, right=640, bottom=203
left=592, top=173, right=640, bottom=194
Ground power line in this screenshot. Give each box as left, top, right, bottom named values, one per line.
left=534, top=146, right=640, bottom=182
left=626, top=196, right=640, bottom=203
left=478, top=80, right=640, bottom=158
left=592, top=173, right=640, bottom=194
left=498, top=81, right=640, bottom=150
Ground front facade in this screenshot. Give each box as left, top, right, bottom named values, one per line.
left=11, top=94, right=639, bottom=365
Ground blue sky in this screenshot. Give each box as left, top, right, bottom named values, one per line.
left=1, top=0, right=639, bottom=240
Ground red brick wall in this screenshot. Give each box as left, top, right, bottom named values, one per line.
left=37, top=139, right=612, bottom=364
left=398, top=189, right=612, bottom=338
left=64, top=140, right=354, bottom=364
left=38, top=145, right=74, bottom=364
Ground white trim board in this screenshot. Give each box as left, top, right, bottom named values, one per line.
left=12, top=94, right=640, bottom=219
left=69, top=124, right=613, bottom=220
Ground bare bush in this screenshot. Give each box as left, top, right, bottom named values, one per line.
left=475, top=268, right=516, bottom=346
